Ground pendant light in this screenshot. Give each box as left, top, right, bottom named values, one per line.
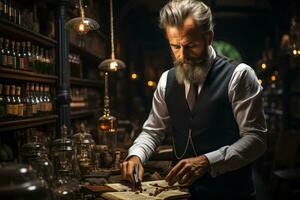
left=65, top=0, right=100, bottom=35
left=98, top=0, right=126, bottom=72
left=98, top=0, right=126, bottom=135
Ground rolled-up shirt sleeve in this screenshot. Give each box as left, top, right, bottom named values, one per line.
left=205, top=63, right=267, bottom=177
left=127, top=71, right=170, bottom=164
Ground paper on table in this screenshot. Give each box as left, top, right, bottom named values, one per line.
left=102, top=180, right=189, bottom=200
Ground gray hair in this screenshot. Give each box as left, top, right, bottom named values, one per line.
left=159, top=0, right=214, bottom=33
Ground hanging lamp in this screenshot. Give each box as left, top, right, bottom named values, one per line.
left=98, top=0, right=126, bottom=72
left=65, top=0, right=100, bottom=35
left=98, top=0, right=126, bottom=134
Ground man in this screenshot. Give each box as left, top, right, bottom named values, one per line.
left=121, top=0, right=267, bottom=199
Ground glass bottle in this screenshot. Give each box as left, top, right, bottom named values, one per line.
left=98, top=72, right=117, bottom=134
left=21, top=139, right=54, bottom=188
left=21, top=42, right=29, bottom=70
left=40, top=48, right=45, bottom=74
left=6, top=39, right=13, bottom=68
left=30, top=83, right=37, bottom=115
left=72, top=123, right=95, bottom=175
left=15, top=42, right=20, bottom=69
left=0, top=0, right=4, bottom=18
left=35, top=83, right=40, bottom=113
left=35, top=46, right=41, bottom=73
left=16, top=86, right=23, bottom=117
left=19, top=42, right=25, bottom=70
left=39, top=85, right=44, bottom=113
left=3, top=0, right=8, bottom=20
left=26, top=41, right=32, bottom=71
left=45, top=85, right=52, bottom=112
left=52, top=125, right=80, bottom=200
left=25, top=83, right=32, bottom=117
left=0, top=37, right=3, bottom=66
left=11, top=41, right=17, bottom=69
left=10, top=85, right=18, bottom=117
left=0, top=84, right=5, bottom=119
left=4, top=85, right=12, bottom=118
left=30, top=44, right=36, bottom=72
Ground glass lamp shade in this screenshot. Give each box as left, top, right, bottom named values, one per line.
left=65, top=17, right=100, bottom=35
left=98, top=58, right=126, bottom=72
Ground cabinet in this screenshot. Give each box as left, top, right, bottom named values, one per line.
left=0, top=0, right=107, bottom=161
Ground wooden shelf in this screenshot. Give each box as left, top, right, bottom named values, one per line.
left=70, top=77, right=103, bottom=88
left=69, top=43, right=104, bottom=61
left=71, top=107, right=101, bottom=119
left=0, top=115, right=58, bottom=133
left=0, top=18, right=57, bottom=47
left=0, top=67, right=58, bottom=84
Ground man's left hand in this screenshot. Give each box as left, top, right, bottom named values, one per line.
left=165, top=155, right=210, bottom=186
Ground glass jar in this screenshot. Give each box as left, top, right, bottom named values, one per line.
left=72, top=123, right=95, bottom=176
left=51, top=125, right=80, bottom=200
left=21, top=141, right=53, bottom=188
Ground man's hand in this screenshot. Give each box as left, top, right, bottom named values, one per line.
left=120, top=156, right=144, bottom=183
left=165, top=155, right=210, bottom=186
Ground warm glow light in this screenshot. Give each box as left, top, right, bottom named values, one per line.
left=131, top=73, right=138, bottom=80
left=147, top=81, right=155, bottom=87
left=261, top=63, right=267, bottom=69
left=298, top=50, right=300, bottom=55
left=271, top=75, right=276, bottom=81
left=110, top=61, right=118, bottom=71
left=293, top=49, right=297, bottom=55
left=78, top=23, right=85, bottom=32
left=258, top=79, right=262, bottom=85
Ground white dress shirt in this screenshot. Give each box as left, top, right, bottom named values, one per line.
left=128, top=46, right=267, bottom=177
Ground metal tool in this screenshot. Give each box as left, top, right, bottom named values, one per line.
left=133, top=163, right=141, bottom=190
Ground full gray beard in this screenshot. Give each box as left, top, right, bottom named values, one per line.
left=174, top=49, right=210, bottom=85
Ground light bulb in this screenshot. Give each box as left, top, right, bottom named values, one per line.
left=131, top=73, right=138, bottom=80
left=110, top=61, right=118, bottom=71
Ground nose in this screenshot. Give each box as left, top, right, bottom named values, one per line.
left=178, top=46, right=188, bottom=62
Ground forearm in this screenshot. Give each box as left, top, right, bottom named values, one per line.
left=205, top=130, right=267, bottom=177
left=128, top=129, right=165, bottom=164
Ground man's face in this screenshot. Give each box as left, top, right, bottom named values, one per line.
left=165, top=17, right=213, bottom=83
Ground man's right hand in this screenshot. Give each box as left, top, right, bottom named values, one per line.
left=120, top=155, right=144, bottom=183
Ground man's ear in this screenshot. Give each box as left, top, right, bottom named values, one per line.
left=207, top=31, right=214, bottom=45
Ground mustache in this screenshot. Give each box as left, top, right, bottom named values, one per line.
left=174, top=58, right=206, bottom=66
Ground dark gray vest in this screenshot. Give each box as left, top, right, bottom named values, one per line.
left=165, top=56, right=254, bottom=196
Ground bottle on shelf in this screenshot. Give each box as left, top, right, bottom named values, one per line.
left=46, top=85, right=53, bottom=112
left=0, top=37, right=3, bottom=66
left=3, top=0, right=9, bottom=20
left=35, top=45, right=41, bottom=72
left=21, top=41, right=29, bottom=70
left=0, top=84, right=5, bottom=119
left=25, top=83, right=32, bottom=117
left=15, top=86, right=23, bottom=117
left=44, top=50, right=50, bottom=74
left=30, top=44, right=36, bottom=72
left=0, top=1, right=4, bottom=18
left=15, top=41, right=20, bottom=69
left=6, top=39, right=13, bottom=68
left=16, top=9, right=21, bottom=25
left=1, top=38, right=9, bottom=67
left=30, top=83, right=37, bottom=115
left=11, top=40, right=17, bottom=69
left=19, top=41, right=25, bottom=70
left=38, top=84, right=44, bottom=113
left=10, top=84, right=18, bottom=117
left=4, top=85, right=12, bottom=118
left=40, top=47, right=45, bottom=73
left=7, top=0, right=12, bottom=22
left=34, top=83, right=40, bottom=113
left=26, top=41, right=32, bottom=71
